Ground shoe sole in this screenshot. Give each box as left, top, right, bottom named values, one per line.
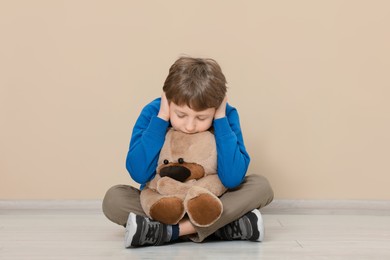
left=124, top=213, right=137, bottom=248
left=252, top=209, right=265, bottom=242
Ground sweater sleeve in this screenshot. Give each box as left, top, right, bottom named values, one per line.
left=125, top=99, right=169, bottom=186
left=213, top=105, right=250, bottom=189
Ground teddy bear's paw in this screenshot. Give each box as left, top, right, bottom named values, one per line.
left=149, top=197, right=185, bottom=225
left=186, top=193, right=223, bottom=227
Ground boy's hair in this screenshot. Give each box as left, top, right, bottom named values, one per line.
left=163, top=57, right=227, bottom=111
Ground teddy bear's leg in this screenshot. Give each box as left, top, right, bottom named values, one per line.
left=140, top=188, right=185, bottom=225
left=184, top=186, right=223, bottom=227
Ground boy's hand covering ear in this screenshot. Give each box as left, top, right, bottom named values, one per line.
left=158, top=92, right=170, bottom=121
left=214, top=95, right=228, bottom=119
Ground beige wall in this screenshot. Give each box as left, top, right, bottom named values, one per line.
left=1, top=1, right=389, bottom=200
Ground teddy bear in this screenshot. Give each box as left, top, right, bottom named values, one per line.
left=140, top=128, right=227, bottom=227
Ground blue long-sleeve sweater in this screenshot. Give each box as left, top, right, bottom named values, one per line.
left=126, top=98, right=250, bottom=189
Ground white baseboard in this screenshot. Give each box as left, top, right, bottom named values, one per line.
left=1, top=199, right=390, bottom=215
left=0, top=200, right=102, bottom=210
left=261, top=199, right=390, bottom=215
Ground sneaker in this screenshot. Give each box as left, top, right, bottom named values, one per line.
left=124, top=213, right=167, bottom=248
left=215, top=209, right=264, bottom=242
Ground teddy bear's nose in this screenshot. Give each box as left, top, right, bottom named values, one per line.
left=159, top=166, right=191, bottom=182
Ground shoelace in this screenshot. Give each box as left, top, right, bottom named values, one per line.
left=145, top=223, right=160, bottom=243
left=230, top=219, right=243, bottom=238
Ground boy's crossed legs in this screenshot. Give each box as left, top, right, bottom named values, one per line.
left=102, top=174, right=274, bottom=247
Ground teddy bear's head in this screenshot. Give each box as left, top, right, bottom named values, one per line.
left=157, top=128, right=217, bottom=183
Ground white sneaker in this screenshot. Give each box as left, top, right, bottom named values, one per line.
left=124, top=213, right=166, bottom=248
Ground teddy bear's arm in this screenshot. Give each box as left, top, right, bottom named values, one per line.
left=146, top=175, right=159, bottom=191
left=194, top=174, right=227, bottom=197
left=157, top=176, right=193, bottom=197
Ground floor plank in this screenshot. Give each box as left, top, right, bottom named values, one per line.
left=1, top=209, right=390, bottom=259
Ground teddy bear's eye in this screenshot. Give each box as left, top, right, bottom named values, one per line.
left=163, top=159, right=169, bottom=165
left=178, top=158, right=184, bottom=164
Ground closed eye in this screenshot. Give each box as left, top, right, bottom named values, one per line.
left=176, top=113, right=186, bottom=118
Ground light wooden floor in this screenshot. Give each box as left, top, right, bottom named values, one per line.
left=1, top=206, right=390, bottom=259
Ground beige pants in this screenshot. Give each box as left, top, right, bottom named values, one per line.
left=102, top=174, right=274, bottom=242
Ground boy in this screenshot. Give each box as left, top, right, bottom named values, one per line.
left=102, top=57, right=274, bottom=247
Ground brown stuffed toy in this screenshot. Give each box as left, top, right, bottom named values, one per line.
left=140, top=128, right=227, bottom=227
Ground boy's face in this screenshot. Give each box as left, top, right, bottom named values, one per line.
left=169, top=102, right=215, bottom=134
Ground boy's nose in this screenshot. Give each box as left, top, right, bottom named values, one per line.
left=185, top=120, right=196, bottom=133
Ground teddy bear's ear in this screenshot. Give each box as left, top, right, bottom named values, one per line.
left=157, top=129, right=175, bottom=167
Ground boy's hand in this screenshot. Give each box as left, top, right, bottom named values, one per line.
left=214, top=95, right=227, bottom=119
left=157, top=92, right=170, bottom=121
